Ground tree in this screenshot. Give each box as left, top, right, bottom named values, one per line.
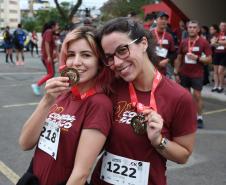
left=100, top=0, right=156, bottom=21
left=54, top=0, right=82, bottom=23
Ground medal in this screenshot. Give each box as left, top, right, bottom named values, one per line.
left=131, top=114, right=147, bottom=135
left=61, top=67, right=79, bottom=86
left=129, top=70, right=162, bottom=135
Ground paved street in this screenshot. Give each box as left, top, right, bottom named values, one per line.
left=0, top=52, right=226, bottom=185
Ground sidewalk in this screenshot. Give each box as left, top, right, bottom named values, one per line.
left=202, top=85, right=226, bottom=102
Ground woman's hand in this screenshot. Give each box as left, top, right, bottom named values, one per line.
left=44, top=76, right=70, bottom=102
left=143, top=109, right=164, bottom=146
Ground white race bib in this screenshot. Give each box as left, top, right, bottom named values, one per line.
left=100, top=151, right=150, bottom=185
left=185, top=54, right=197, bottom=64
left=38, top=120, right=61, bottom=160
left=156, top=46, right=168, bottom=58
left=192, top=47, right=200, bottom=52
left=162, top=39, right=169, bottom=45
left=216, top=46, right=225, bottom=50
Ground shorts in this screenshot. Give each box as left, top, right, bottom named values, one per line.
left=14, top=43, right=24, bottom=50
left=180, top=75, right=203, bottom=91
left=213, top=53, right=226, bottom=66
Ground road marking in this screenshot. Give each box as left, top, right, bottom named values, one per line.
left=2, top=102, right=38, bottom=108
left=203, top=108, right=226, bottom=115
left=0, top=161, right=20, bottom=184
left=0, top=84, right=29, bottom=87
left=0, top=72, right=44, bottom=76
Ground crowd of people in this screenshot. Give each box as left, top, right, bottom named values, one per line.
left=142, top=12, right=226, bottom=128
left=13, top=10, right=225, bottom=185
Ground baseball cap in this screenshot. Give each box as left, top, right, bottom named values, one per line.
left=156, top=11, right=169, bottom=19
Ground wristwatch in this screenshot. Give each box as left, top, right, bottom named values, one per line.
left=157, top=137, right=169, bottom=150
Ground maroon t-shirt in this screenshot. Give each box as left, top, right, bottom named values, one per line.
left=91, top=77, right=196, bottom=185
left=178, top=37, right=212, bottom=78
left=41, top=29, right=56, bottom=59
left=32, top=92, right=112, bottom=185
left=151, top=30, right=175, bottom=74
left=215, top=32, right=226, bottom=53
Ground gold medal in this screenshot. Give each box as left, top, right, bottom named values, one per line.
left=61, top=67, right=79, bottom=86
left=131, top=114, right=147, bottom=135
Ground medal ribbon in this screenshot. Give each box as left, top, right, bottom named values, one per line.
left=129, top=70, right=162, bottom=113
left=154, top=29, right=166, bottom=47
left=188, top=36, right=199, bottom=53
left=219, top=32, right=225, bottom=40
left=71, top=86, right=96, bottom=100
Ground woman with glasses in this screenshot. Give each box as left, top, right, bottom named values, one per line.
left=90, top=17, right=197, bottom=185
left=17, top=26, right=113, bottom=185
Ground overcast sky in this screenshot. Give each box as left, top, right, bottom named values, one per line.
left=20, top=0, right=108, bottom=9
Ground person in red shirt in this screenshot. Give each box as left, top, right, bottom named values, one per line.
left=90, top=17, right=196, bottom=185
left=18, top=26, right=113, bottom=185
left=210, top=21, right=226, bottom=93
left=31, top=21, right=59, bottom=96
left=151, top=12, right=176, bottom=76
left=174, top=20, right=212, bottom=128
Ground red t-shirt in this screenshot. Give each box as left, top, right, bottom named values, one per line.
left=32, top=92, right=113, bottom=185
left=91, top=77, right=196, bottom=185
left=178, top=37, right=212, bottom=78
left=41, top=29, right=56, bottom=59
left=215, top=32, right=226, bottom=53
left=151, top=29, right=175, bottom=74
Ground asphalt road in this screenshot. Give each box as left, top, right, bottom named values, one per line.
left=0, top=52, right=225, bottom=185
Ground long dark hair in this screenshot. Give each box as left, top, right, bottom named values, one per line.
left=96, top=17, right=158, bottom=66
left=41, top=20, right=57, bottom=36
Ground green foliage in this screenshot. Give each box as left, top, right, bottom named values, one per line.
left=21, top=2, right=71, bottom=32
left=100, top=0, right=156, bottom=21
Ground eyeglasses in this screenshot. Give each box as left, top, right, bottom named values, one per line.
left=103, top=38, right=140, bottom=66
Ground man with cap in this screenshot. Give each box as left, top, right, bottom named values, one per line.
left=151, top=11, right=176, bottom=76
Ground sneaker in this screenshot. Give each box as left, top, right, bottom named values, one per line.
left=31, top=84, right=41, bottom=96
left=197, top=119, right=204, bottom=129
left=211, top=87, right=218, bottom=92
left=217, top=87, right=224, bottom=93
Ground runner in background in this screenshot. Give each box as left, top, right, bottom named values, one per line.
left=13, top=23, right=26, bottom=65
left=151, top=12, right=176, bottom=77
left=3, top=26, right=14, bottom=64
left=30, top=30, right=39, bottom=57
left=31, top=21, right=59, bottom=96
left=210, top=21, right=226, bottom=93
left=174, top=20, right=212, bottom=129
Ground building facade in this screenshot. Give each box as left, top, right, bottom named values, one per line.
left=0, top=0, right=20, bottom=29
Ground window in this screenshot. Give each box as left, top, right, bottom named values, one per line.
left=9, top=0, right=17, bottom=5
left=10, top=18, right=18, bottom=22
left=9, top=10, right=18, bottom=13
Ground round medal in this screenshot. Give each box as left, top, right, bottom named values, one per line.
left=131, top=114, right=147, bottom=135
left=61, top=67, right=80, bottom=86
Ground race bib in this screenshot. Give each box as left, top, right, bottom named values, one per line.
left=100, top=151, right=150, bottom=185
left=156, top=46, right=168, bottom=58
left=192, top=47, right=200, bottom=52
left=185, top=54, right=197, bottom=64
left=38, top=120, right=61, bottom=160
left=216, top=46, right=225, bottom=50
left=162, top=39, right=169, bottom=45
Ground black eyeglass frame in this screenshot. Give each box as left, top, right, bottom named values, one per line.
left=103, top=37, right=141, bottom=66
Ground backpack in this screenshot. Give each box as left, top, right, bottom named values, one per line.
left=13, top=29, right=26, bottom=46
